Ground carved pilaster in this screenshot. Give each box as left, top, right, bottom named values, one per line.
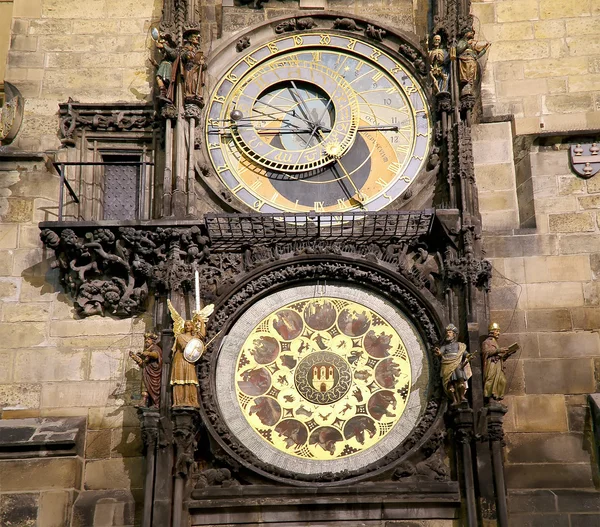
left=138, top=408, right=161, bottom=452
left=172, top=407, right=199, bottom=478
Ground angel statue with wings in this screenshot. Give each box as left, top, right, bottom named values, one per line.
left=167, top=300, right=214, bottom=408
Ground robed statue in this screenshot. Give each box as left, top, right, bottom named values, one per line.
left=482, top=322, right=519, bottom=400
left=167, top=300, right=214, bottom=408
left=435, top=324, right=473, bottom=406
left=130, top=332, right=163, bottom=408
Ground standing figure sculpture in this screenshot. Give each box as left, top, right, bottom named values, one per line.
left=153, top=32, right=178, bottom=102
left=456, top=27, right=490, bottom=94
left=168, top=300, right=214, bottom=408
left=181, top=30, right=206, bottom=105
left=482, top=323, right=519, bottom=400
left=435, top=324, right=472, bottom=406
left=428, top=34, right=450, bottom=94
left=130, top=332, right=163, bottom=408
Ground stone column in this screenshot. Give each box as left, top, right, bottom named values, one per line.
left=138, top=408, right=160, bottom=527
left=487, top=402, right=509, bottom=527
left=172, top=408, right=199, bottom=527
left=452, top=406, right=478, bottom=527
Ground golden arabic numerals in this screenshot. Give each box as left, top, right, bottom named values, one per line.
left=226, top=72, right=239, bottom=83
left=208, top=119, right=220, bottom=127
left=312, top=51, right=322, bottom=62
left=293, top=35, right=303, bottom=46
left=243, top=55, right=257, bottom=67
left=216, top=165, right=229, bottom=174
left=213, top=94, right=225, bottom=103
left=274, top=151, right=294, bottom=163
left=268, top=42, right=279, bottom=54
left=252, top=199, right=265, bottom=211
left=319, top=34, right=331, bottom=45
left=404, top=84, right=418, bottom=95
left=208, top=143, right=220, bottom=149
left=346, top=39, right=357, bottom=51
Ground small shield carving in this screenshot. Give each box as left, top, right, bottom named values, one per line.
left=570, top=143, right=600, bottom=179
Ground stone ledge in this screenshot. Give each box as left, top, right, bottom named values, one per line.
left=0, top=416, right=85, bottom=459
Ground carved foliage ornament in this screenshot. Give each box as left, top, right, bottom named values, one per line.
left=0, top=82, right=24, bottom=144
left=39, top=225, right=239, bottom=317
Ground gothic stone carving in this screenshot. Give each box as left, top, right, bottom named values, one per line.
left=39, top=225, right=235, bottom=317
left=58, top=100, right=154, bottom=145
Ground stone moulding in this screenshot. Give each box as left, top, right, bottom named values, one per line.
left=58, top=100, right=155, bottom=145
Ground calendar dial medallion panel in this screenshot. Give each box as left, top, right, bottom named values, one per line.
left=206, top=31, right=432, bottom=214
left=215, top=285, right=429, bottom=476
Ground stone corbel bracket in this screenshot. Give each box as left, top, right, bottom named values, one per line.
left=58, top=101, right=155, bottom=145
left=39, top=223, right=212, bottom=317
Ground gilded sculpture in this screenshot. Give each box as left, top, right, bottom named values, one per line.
left=168, top=300, right=214, bottom=408
left=435, top=324, right=472, bottom=406
left=482, top=323, right=519, bottom=400
left=130, top=332, right=163, bottom=408
left=456, top=27, right=491, bottom=94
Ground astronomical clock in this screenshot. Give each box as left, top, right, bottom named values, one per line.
left=204, top=29, right=433, bottom=214
left=195, top=16, right=444, bottom=488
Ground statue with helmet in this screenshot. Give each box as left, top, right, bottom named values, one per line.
left=482, top=323, right=520, bottom=400
left=434, top=324, right=473, bottom=406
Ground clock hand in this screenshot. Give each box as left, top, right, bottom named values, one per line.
left=317, top=124, right=400, bottom=133
left=257, top=100, right=314, bottom=127
left=318, top=130, right=366, bottom=205
left=288, top=81, right=314, bottom=125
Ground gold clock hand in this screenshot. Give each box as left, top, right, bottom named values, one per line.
left=318, top=130, right=366, bottom=205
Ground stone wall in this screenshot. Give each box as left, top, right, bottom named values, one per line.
left=472, top=0, right=600, bottom=136
left=476, top=126, right=600, bottom=524
left=4, top=0, right=161, bottom=151
left=0, top=155, right=148, bottom=524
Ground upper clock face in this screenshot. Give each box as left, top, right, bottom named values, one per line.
left=206, top=31, right=432, bottom=214
left=215, top=284, right=430, bottom=476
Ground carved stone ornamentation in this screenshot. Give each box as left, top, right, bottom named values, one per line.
left=398, top=44, right=427, bottom=76
left=332, top=18, right=360, bottom=32
left=40, top=225, right=216, bottom=317
left=172, top=408, right=198, bottom=477
left=274, top=17, right=317, bottom=34
left=364, top=24, right=386, bottom=42
left=0, top=82, right=24, bottom=145
left=138, top=407, right=161, bottom=452
left=236, top=36, right=251, bottom=52
left=58, top=100, right=154, bottom=144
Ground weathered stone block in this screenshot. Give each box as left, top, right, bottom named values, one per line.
left=50, top=318, right=132, bottom=338
left=558, top=175, right=586, bottom=195
left=494, top=62, right=525, bottom=82
left=0, top=225, right=18, bottom=249
left=500, top=332, right=540, bottom=358
left=526, top=309, right=573, bottom=332
left=2, top=198, right=33, bottom=223
left=473, top=140, right=512, bottom=165
left=84, top=457, right=145, bottom=490
left=583, top=281, right=600, bottom=305
left=89, top=350, right=125, bottom=381
left=2, top=302, right=50, bottom=322
left=88, top=406, right=139, bottom=430
left=111, top=427, right=143, bottom=458
left=506, top=432, right=590, bottom=463
left=480, top=191, right=518, bottom=212
left=533, top=19, right=566, bottom=39
left=484, top=234, right=558, bottom=258
left=549, top=212, right=595, bottom=232
left=526, top=282, right=583, bottom=309
left=491, top=41, right=550, bottom=62
left=489, top=285, right=526, bottom=311
left=0, top=458, right=81, bottom=491
left=508, top=513, right=569, bottom=527
left=537, top=332, right=599, bottom=357
left=540, top=0, right=592, bottom=19
left=560, top=234, right=600, bottom=255
left=7, top=170, right=60, bottom=200
left=567, top=405, right=588, bottom=432
left=508, top=490, right=558, bottom=514
left=524, top=358, right=596, bottom=394
left=41, top=382, right=120, bottom=408
left=572, top=307, right=600, bottom=330
left=506, top=463, right=593, bottom=489
left=556, top=490, right=600, bottom=512
left=514, top=394, right=568, bottom=432
left=71, top=490, right=138, bottom=527
left=13, top=349, right=87, bottom=382
left=570, top=514, right=600, bottom=527
left=534, top=196, right=578, bottom=213
left=498, top=79, right=548, bottom=98
left=496, top=0, right=539, bottom=22
left=0, top=493, right=38, bottom=527
left=42, top=0, right=106, bottom=18
left=544, top=93, right=595, bottom=114
left=0, top=321, right=46, bottom=348
left=85, top=429, right=112, bottom=459
left=579, top=195, right=600, bottom=209
left=587, top=177, right=600, bottom=194
left=39, top=490, right=70, bottom=527
left=524, top=255, right=591, bottom=282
